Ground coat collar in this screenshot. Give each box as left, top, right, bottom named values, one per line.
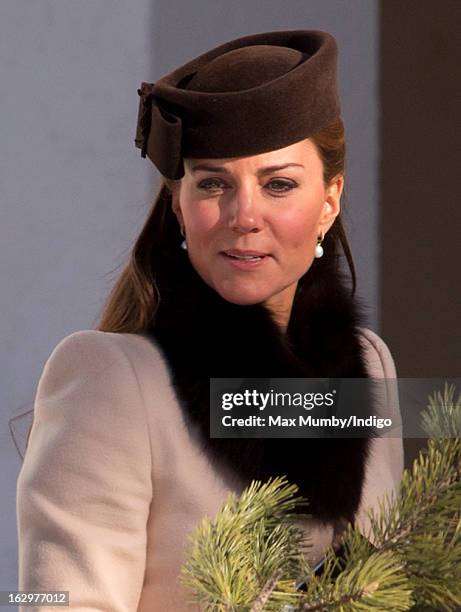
left=147, top=243, right=372, bottom=526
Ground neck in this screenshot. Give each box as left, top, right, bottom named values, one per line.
left=263, top=285, right=297, bottom=336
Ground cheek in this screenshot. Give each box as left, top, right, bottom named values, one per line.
left=276, top=207, right=319, bottom=249
left=182, top=200, right=218, bottom=240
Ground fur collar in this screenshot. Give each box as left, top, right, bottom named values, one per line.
left=146, top=239, right=373, bottom=526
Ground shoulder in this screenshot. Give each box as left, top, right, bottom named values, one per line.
left=356, top=327, right=402, bottom=433
left=28, top=330, right=162, bottom=461
left=31, top=332, right=168, bottom=432
left=356, top=326, right=397, bottom=379
left=39, top=329, right=167, bottom=388
left=37, top=329, right=175, bottom=415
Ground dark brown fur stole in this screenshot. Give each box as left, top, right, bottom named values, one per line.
left=146, top=232, right=374, bottom=527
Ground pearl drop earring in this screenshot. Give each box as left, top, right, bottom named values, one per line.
left=315, top=231, right=325, bottom=258
left=180, top=227, right=187, bottom=250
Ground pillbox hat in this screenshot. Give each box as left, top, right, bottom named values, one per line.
left=135, top=29, right=340, bottom=179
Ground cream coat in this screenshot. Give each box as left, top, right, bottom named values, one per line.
left=16, top=327, right=404, bottom=611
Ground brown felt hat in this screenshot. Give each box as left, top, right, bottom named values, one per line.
left=135, top=29, right=340, bottom=179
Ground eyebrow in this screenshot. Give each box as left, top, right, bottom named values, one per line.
left=190, top=162, right=305, bottom=175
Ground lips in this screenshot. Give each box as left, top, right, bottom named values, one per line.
left=221, top=250, right=269, bottom=269
left=223, top=249, right=269, bottom=257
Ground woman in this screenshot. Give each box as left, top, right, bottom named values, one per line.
left=16, top=30, right=404, bottom=611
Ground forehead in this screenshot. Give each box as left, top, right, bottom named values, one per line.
left=184, top=137, right=320, bottom=173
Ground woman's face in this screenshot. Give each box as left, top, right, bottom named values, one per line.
left=171, top=138, right=343, bottom=329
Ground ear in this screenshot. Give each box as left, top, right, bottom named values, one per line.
left=170, top=183, right=184, bottom=229
left=319, top=174, right=344, bottom=234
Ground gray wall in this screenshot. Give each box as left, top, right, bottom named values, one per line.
left=1, top=0, right=379, bottom=590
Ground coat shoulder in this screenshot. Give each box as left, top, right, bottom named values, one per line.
left=40, top=329, right=128, bottom=382
left=31, top=329, right=162, bottom=448
left=39, top=329, right=168, bottom=390
left=357, top=326, right=397, bottom=379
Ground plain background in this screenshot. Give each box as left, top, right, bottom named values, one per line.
left=1, top=0, right=459, bottom=595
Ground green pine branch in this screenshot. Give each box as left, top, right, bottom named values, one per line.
left=179, top=477, right=313, bottom=610
left=421, top=382, right=461, bottom=439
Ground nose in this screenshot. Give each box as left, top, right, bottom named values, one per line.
left=227, top=184, right=264, bottom=234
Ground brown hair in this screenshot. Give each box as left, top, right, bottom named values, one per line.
left=96, top=117, right=355, bottom=334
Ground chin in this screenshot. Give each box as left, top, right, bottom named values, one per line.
left=213, top=283, right=273, bottom=306
left=199, top=265, right=281, bottom=305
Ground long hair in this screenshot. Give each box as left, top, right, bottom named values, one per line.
left=96, top=117, right=355, bottom=333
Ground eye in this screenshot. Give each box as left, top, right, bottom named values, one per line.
left=267, top=179, right=298, bottom=193
left=197, top=178, right=227, bottom=191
